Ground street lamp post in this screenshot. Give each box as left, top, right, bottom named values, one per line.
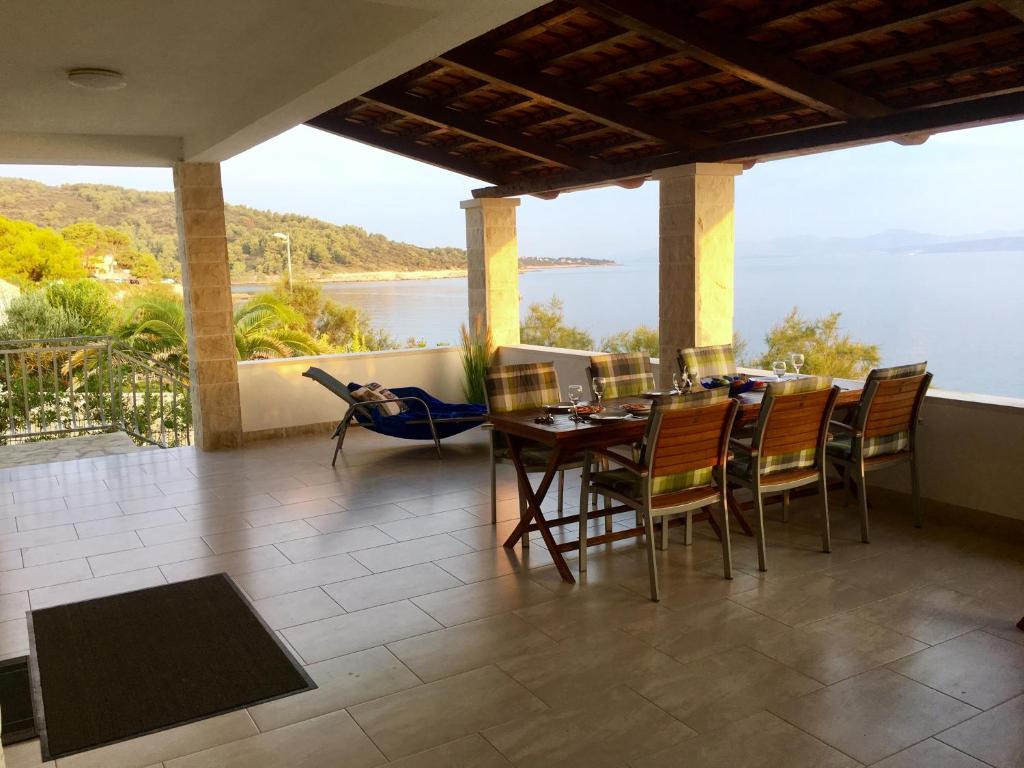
left=272, top=232, right=292, bottom=290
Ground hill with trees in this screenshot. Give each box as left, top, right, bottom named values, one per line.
left=0, top=178, right=473, bottom=280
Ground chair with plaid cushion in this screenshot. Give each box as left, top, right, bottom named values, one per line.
left=587, top=352, right=655, bottom=399
left=827, top=362, right=932, bottom=541
left=484, top=362, right=586, bottom=526
left=578, top=388, right=739, bottom=601
left=677, top=344, right=736, bottom=381
left=728, top=376, right=840, bottom=572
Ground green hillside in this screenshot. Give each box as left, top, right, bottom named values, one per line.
left=0, top=178, right=467, bottom=279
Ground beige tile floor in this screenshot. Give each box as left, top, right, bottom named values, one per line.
left=0, top=428, right=1022, bottom=767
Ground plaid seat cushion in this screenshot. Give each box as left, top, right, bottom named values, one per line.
left=679, top=344, right=735, bottom=379
left=867, top=362, right=927, bottom=382
left=494, top=443, right=586, bottom=468
left=644, top=388, right=730, bottom=495
left=485, top=362, right=560, bottom=414
left=827, top=432, right=910, bottom=460
left=839, top=362, right=926, bottom=459
left=589, top=352, right=654, bottom=399
left=744, top=376, right=832, bottom=476
left=593, top=466, right=715, bottom=499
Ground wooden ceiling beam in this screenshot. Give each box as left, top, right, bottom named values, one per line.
left=993, top=1, right=1024, bottom=22
left=437, top=48, right=715, bottom=150
left=362, top=88, right=605, bottom=171
left=571, top=0, right=893, bottom=120
left=471, top=89, right=1024, bottom=198
left=306, top=113, right=509, bottom=184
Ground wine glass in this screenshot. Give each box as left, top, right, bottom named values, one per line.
left=790, top=353, right=805, bottom=377
left=568, top=384, right=583, bottom=421
left=591, top=377, right=605, bottom=411
left=671, top=371, right=680, bottom=394
left=772, top=360, right=787, bottom=381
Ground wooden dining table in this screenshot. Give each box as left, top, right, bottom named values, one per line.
left=489, top=379, right=863, bottom=583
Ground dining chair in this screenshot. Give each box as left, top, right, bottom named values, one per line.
left=586, top=352, right=655, bottom=399
left=826, top=362, right=932, bottom=541
left=484, top=361, right=586, bottom=527
left=578, top=388, right=738, bottom=601
left=676, top=344, right=736, bottom=380
left=727, top=376, right=839, bottom=572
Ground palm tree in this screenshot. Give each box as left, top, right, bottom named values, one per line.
left=118, top=292, right=324, bottom=368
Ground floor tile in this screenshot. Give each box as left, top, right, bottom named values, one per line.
left=176, top=493, right=281, bottom=521
left=447, top=519, right=521, bottom=551
left=324, top=563, right=463, bottom=612
left=117, top=490, right=214, bottom=516
left=350, top=534, right=474, bottom=574
left=482, top=684, right=693, bottom=768
left=29, top=568, right=166, bottom=610
left=15, top=502, right=122, bottom=531
left=388, top=613, right=552, bottom=682
left=434, top=546, right=556, bottom=583
left=889, top=629, right=1024, bottom=709
left=514, top=585, right=666, bottom=641
left=0, top=591, right=29, bottom=623
left=383, top=734, right=512, bottom=768
left=22, top=531, right=142, bottom=567
left=0, top=525, right=78, bottom=553
left=248, top=646, right=420, bottom=732
left=771, top=668, right=980, bottom=764
left=937, top=695, right=1024, bottom=768
left=395, top=490, right=487, bottom=517
left=282, top=600, right=442, bottom=663
left=241, top=498, right=344, bottom=527
left=750, top=612, right=927, bottom=685
left=0, top=558, right=93, bottom=594
left=854, top=585, right=1015, bottom=645
left=0, top=616, right=28, bottom=658
left=136, top=515, right=252, bottom=547
left=872, top=738, right=990, bottom=768
left=165, top=709, right=384, bottom=768
left=635, top=645, right=822, bottom=733
left=826, top=551, right=938, bottom=598
left=632, top=710, right=856, bottom=768
left=274, top=525, right=395, bottom=562
left=309, top=503, right=412, bottom=533
left=377, top=509, right=486, bottom=542
left=350, top=665, right=546, bottom=760
left=0, top=549, right=22, bottom=572
left=88, top=538, right=212, bottom=577
left=52, top=710, right=257, bottom=768
left=159, top=545, right=291, bottom=582
left=731, top=572, right=885, bottom=626
left=251, top=587, right=344, bottom=630
left=202, top=519, right=319, bottom=554
left=75, top=508, right=184, bottom=539
left=3, top=739, right=55, bottom=767
left=412, top=574, right=557, bottom=627
left=234, top=553, right=369, bottom=600
left=266, top=482, right=347, bottom=506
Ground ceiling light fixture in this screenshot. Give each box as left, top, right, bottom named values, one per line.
left=66, top=68, right=127, bottom=90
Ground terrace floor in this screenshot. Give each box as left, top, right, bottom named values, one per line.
left=1, top=428, right=1022, bottom=768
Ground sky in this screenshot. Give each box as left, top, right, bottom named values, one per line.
left=3, top=119, right=1023, bottom=263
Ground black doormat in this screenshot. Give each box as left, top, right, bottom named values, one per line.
left=0, top=657, right=37, bottom=745
left=27, top=573, right=315, bottom=761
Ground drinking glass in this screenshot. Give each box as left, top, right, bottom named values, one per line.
left=671, top=372, right=680, bottom=394
left=568, top=384, right=583, bottom=421
left=772, top=360, right=787, bottom=381
left=790, top=353, right=805, bottom=377
left=591, top=377, right=605, bottom=411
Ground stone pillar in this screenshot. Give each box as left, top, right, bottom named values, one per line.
left=655, top=163, right=743, bottom=388
left=462, top=198, right=521, bottom=349
left=173, top=162, right=242, bottom=450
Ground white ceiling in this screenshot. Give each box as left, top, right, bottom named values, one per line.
left=0, top=0, right=545, bottom=166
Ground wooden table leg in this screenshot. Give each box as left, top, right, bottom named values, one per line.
left=502, top=436, right=576, bottom=583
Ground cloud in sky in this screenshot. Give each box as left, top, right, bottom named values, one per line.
left=2, top=120, right=1023, bottom=262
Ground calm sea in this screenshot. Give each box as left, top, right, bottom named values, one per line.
left=233, top=249, right=1024, bottom=398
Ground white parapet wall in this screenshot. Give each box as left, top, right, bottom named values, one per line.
left=238, top=346, right=465, bottom=437
left=497, top=344, right=1024, bottom=524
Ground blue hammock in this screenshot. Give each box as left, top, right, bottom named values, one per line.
left=303, top=367, right=486, bottom=463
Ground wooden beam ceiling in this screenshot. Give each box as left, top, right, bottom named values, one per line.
left=994, top=1, right=1024, bottom=21
left=570, top=0, right=894, bottom=120
left=472, top=90, right=1024, bottom=198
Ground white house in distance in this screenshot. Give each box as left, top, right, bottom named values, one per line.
left=0, top=278, right=19, bottom=324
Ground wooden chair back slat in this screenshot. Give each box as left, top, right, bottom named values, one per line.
left=863, top=374, right=928, bottom=439
left=761, top=389, right=834, bottom=458
left=649, top=401, right=734, bottom=478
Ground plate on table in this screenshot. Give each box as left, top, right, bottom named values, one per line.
left=639, top=391, right=672, bottom=399
left=575, top=403, right=601, bottom=415
left=588, top=409, right=631, bottom=422
left=622, top=402, right=652, bottom=416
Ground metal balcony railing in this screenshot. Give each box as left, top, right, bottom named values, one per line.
left=0, top=336, right=191, bottom=448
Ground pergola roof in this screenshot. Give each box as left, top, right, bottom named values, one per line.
left=307, top=0, right=1024, bottom=198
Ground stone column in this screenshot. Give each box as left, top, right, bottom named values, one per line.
left=461, top=198, right=521, bottom=349
left=173, top=162, right=242, bottom=450
left=655, top=163, right=743, bottom=388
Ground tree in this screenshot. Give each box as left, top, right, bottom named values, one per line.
left=601, top=325, right=658, bottom=357
left=44, top=280, right=117, bottom=336
left=520, top=296, right=594, bottom=350
left=62, top=221, right=162, bottom=280
left=0, top=215, right=85, bottom=283
left=117, top=292, right=189, bottom=370
left=0, top=290, right=89, bottom=341
left=752, top=308, right=880, bottom=377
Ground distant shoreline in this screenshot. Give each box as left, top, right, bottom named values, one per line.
left=231, top=261, right=616, bottom=286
